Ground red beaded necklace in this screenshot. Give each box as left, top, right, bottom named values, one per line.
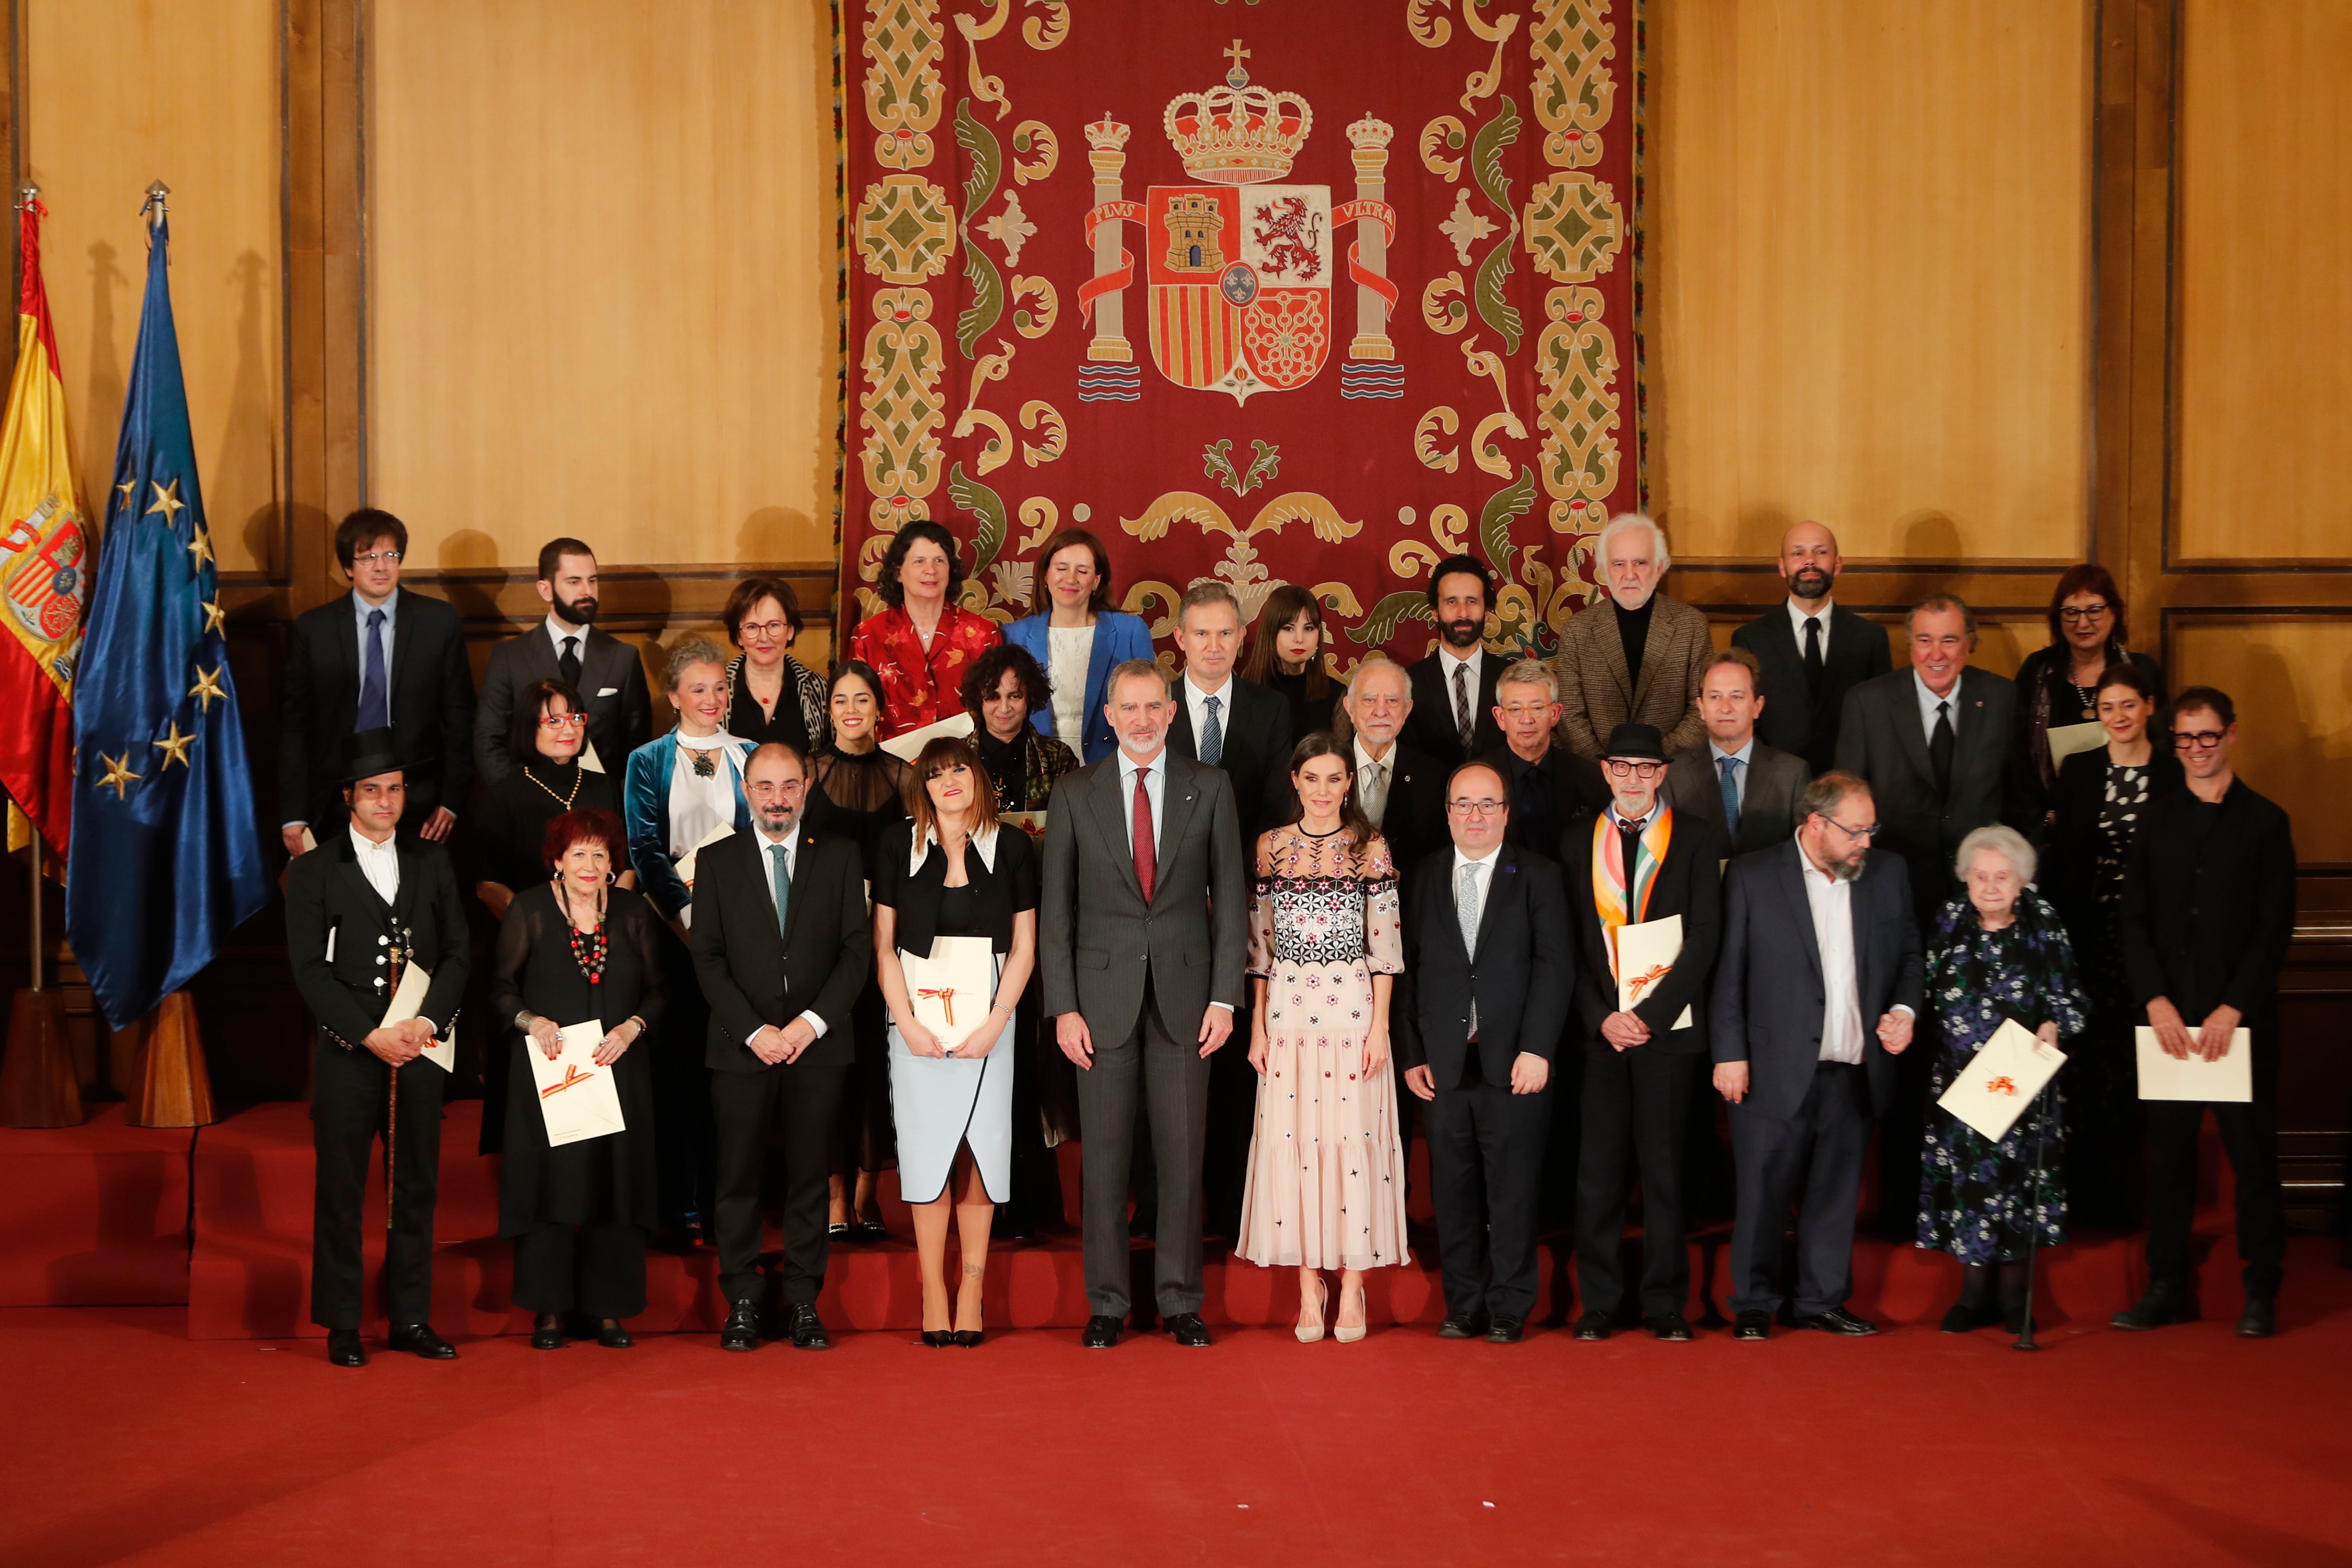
left=558, top=882, right=609, bottom=986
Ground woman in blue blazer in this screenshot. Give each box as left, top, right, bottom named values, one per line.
left=623, top=637, right=754, bottom=926
left=1001, top=526, right=1153, bottom=764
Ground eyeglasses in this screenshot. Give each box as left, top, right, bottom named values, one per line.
left=537, top=713, right=587, bottom=728
left=2173, top=729, right=2227, bottom=751
left=1497, top=702, right=1554, bottom=718
left=1604, top=759, right=1664, bottom=779
left=352, top=550, right=402, bottom=566
left=2058, top=604, right=2112, bottom=623
left=738, top=620, right=793, bottom=641
left=1447, top=798, right=1506, bottom=817
left=1821, top=816, right=1879, bottom=841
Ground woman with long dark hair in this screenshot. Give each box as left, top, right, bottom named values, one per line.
left=1242, top=583, right=1341, bottom=743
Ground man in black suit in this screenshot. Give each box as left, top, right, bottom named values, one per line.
left=1478, top=658, right=1609, bottom=856
left=1273, top=654, right=1445, bottom=882
left=2112, top=688, right=2296, bottom=1340
left=1397, top=760, right=1573, bottom=1342
left=1731, top=520, right=1890, bottom=775
left=1403, top=553, right=1506, bottom=768
left=284, top=732, right=471, bottom=1368
left=279, top=509, right=475, bottom=854
left=690, top=742, right=873, bottom=1352
left=1561, top=723, right=1722, bottom=1342
left=473, top=538, right=654, bottom=788
left=1711, top=772, right=1923, bottom=1340
left=1664, top=647, right=1811, bottom=854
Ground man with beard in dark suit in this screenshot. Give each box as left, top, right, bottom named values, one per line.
left=1404, top=554, right=1506, bottom=769
left=1731, top=521, right=1890, bottom=776
left=474, top=538, right=654, bottom=789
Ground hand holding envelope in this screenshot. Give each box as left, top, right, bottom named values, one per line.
left=1936, top=1019, right=2066, bottom=1142
left=529, top=1020, right=628, bottom=1146
left=2135, top=1025, right=2252, bottom=1102
left=899, top=935, right=1000, bottom=1055
left=1614, top=915, right=1695, bottom=1036
left=379, top=962, right=455, bottom=1072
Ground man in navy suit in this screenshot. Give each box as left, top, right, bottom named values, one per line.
left=1710, top=771, right=1923, bottom=1340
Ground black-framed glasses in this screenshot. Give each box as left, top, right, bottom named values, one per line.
left=1822, top=816, right=1879, bottom=841
left=2058, top=603, right=2111, bottom=623
left=2173, top=729, right=2227, bottom=751
left=1446, top=798, right=1506, bottom=817
left=1604, top=759, right=1665, bottom=779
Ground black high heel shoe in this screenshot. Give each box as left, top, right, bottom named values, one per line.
left=596, top=1319, right=634, bottom=1349
left=952, top=1326, right=983, bottom=1348
left=531, top=1313, right=566, bottom=1350
left=919, top=1329, right=954, bottom=1347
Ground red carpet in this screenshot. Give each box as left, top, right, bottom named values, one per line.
left=0, top=1107, right=191, bottom=1307
left=4, top=1253, right=2350, bottom=1568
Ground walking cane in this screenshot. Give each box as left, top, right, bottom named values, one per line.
left=2013, top=1079, right=2050, bottom=1352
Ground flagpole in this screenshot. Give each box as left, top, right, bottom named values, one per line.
left=13, top=184, right=40, bottom=999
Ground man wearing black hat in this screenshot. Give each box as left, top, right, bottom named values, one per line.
left=1558, top=723, right=1722, bottom=1340
left=285, top=729, right=472, bottom=1367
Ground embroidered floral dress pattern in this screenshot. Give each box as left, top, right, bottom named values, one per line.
left=1235, top=826, right=1411, bottom=1272
left=846, top=604, right=1004, bottom=739
left=1917, top=893, right=2089, bottom=1264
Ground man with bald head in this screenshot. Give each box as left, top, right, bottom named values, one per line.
left=1731, top=521, right=1890, bottom=775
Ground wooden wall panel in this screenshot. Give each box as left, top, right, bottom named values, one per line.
left=2170, top=617, right=2352, bottom=863
left=367, top=0, right=840, bottom=574
left=1646, top=0, right=2092, bottom=566
left=24, top=0, right=283, bottom=578
left=2174, top=0, right=2352, bottom=564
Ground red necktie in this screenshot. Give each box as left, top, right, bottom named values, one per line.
left=1132, top=765, right=1156, bottom=903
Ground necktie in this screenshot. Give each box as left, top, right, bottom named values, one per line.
left=1199, top=694, right=1224, bottom=766
left=559, top=634, right=583, bottom=689
left=1930, top=699, right=1955, bottom=800
left=769, top=840, right=792, bottom=934
left=1619, top=817, right=1646, bottom=905
left=1802, top=615, right=1824, bottom=693
left=1455, top=862, right=1482, bottom=1037
left=1360, top=758, right=1390, bottom=823
left=358, top=608, right=389, bottom=730
left=1717, top=755, right=1742, bottom=832
left=1131, top=765, right=1156, bottom=902
left=1452, top=663, right=1473, bottom=754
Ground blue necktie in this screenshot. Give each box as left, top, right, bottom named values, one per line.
left=358, top=608, right=389, bottom=730
left=769, top=841, right=792, bottom=934
left=1199, top=694, right=1224, bottom=766
left=1717, top=755, right=1741, bottom=833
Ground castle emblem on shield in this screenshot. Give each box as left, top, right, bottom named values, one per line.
left=1078, top=43, right=1401, bottom=406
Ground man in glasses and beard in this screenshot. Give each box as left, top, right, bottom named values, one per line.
left=474, top=536, right=655, bottom=789
left=1732, top=520, right=1889, bottom=776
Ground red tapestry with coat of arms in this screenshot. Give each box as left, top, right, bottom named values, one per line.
left=843, top=0, right=1638, bottom=672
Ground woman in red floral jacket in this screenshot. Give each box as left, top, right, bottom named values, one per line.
left=847, top=520, right=1004, bottom=740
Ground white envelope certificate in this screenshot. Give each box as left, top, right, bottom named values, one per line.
left=899, top=934, right=999, bottom=1053
left=2046, top=720, right=2108, bottom=770
left=579, top=739, right=607, bottom=774
left=379, top=961, right=455, bottom=1072
left=1000, top=810, right=1048, bottom=839
left=673, top=822, right=736, bottom=889
left=1614, top=914, right=1695, bottom=1031
left=2135, top=1026, right=2253, bottom=1102
left=529, top=1020, right=627, bottom=1146
left=880, top=710, right=976, bottom=762
left=1937, top=1019, right=2065, bottom=1142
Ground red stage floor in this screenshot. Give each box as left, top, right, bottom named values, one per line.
left=3, top=1251, right=2350, bottom=1568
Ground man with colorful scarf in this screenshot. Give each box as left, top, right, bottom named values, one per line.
left=1558, top=724, right=1723, bottom=1341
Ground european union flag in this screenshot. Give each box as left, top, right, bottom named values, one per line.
left=65, top=210, right=266, bottom=1030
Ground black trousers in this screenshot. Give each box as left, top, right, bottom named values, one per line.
left=311, top=1040, right=445, bottom=1332
left=711, top=1062, right=848, bottom=1306
left=1575, top=1046, right=1698, bottom=1318
left=1425, top=1052, right=1552, bottom=1321
left=512, top=1223, right=647, bottom=1318
left=1076, top=981, right=1211, bottom=1320
left=1201, top=998, right=1255, bottom=1240
left=1538, top=1017, right=1585, bottom=1229
left=1873, top=1031, right=1933, bottom=1228
left=2145, top=1036, right=2285, bottom=1297
left=1728, top=1061, right=1873, bottom=1317
left=654, top=926, right=713, bottom=1231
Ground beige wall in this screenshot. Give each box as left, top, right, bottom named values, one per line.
left=2175, top=0, right=2352, bottom=563
left=2173, top=619, right=2352, bottom=860
left=24, top=0, right=283, bottom=577
left=367, top=0, right=841, bottom=575
left=1646, top=0, right=2092, bottom=564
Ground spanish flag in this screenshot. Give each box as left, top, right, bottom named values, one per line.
left=0, top=199, right=91, bottom=860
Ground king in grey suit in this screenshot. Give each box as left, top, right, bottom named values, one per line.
left=1040, top=661, right=1248, bottom=1346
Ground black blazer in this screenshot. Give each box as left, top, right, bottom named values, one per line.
left=285, top=828, right=471, bottom=1051
left=1559, top=808, right=1724, bottom=1053
left=1476, top=742, right=1609, bottom=851
left=1732, top=603, right=1891, bottom=777
left=688, top=824, right=873, bottom=1071
left=1392, top=843, right=1574, bottom=1090
left=1709, top=838, right=1925, bottom=1121
left=1404, top=650, right=1504, bottom=769
left=1266, top=739, right=1448, bottom=896
left=280, top=587, right=476, bottom=831
left=2043, top=745, right=2184, bottom=937
left=474, top=623, right=654, bottom=789
left=873, top=819, right=1040, bottom=958
left=1834, top=667, right=2038, bottom=922
left=2119, top=779, right=2295, bottom=1030
left=1168, top=674, right=1293, bottom=846
left=1663, top=740, right=1810, bottom=855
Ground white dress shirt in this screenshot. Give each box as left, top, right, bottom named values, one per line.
left=1437, top=644, right=1484, bottom=738
left=1913, top=668, right=1965, bottom=744
left=1795, top=835, right=1865, bottom=1064
left=1787, top=596, right=1833, bottom=660
left=349, top=825, right=401, bottom=906
left=1450, top=844, right=1498, bottom=950
left=1180, top=672, right=1233, bottom=750
left=1047, top=624, right=1094, bottom=742
left=544, top=613, right=591, bottom=664
left=1353, top=736, right=1394, bottom=823
left=1709, top=737, right=1755, bottom=815
left=745, top=823, right=828, bottom=1045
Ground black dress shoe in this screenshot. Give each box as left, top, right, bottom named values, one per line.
left=531, top=1314, right=567, bottom=1350
left=326, top=1328, right=366, bottom=1367
left=2238, top=1296, right=2276, bottom=1339
left=1570, top=1311, right=1612, bottom=1341
left=1164, top=1313, right=1213, bottom=1347
left=1485, top=1314, right=1526, bottom=1343
left=1644, top=1311, right=1695, bottom=1342
left=1081, top=1315, right=1123, bottom=1348
left=786, top=1304, right=831, bottom=1349
left=2112, top=1284, right=2199, bottom=1332
left=1732, top=1310, right=1770, bottom=1341
left=1795, top=1307, right=1878, bottom=1337
left=721, top=1300, right=760, bottom=1352
left=827, top=1222, right=851, bottom=1243
left=1437, top=1312, right=1490, bottom=1340
left=596, top=1320, right=634, bottom=1349
left=388, top=1322, right=458, bottom=1359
